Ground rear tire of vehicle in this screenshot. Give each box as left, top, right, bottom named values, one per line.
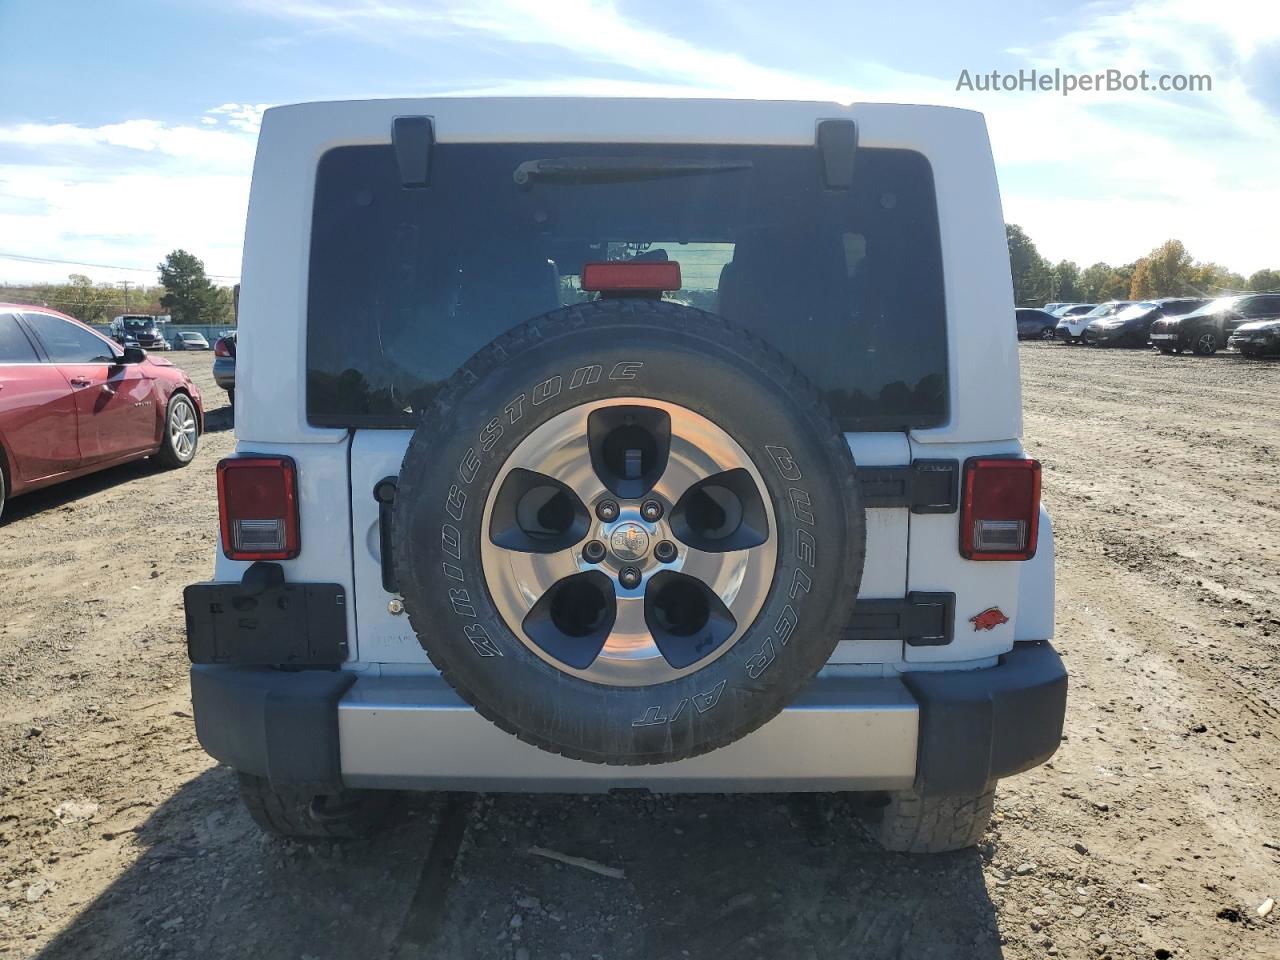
left=869, top=783, right=996, bottom=854
left=1192, top=332, right=1218, bottom=356
left=236, top=772, right=394, bottom=841
left=155, top=393, right=199, bottom=468
left=226, top=388, right=234, bottom=407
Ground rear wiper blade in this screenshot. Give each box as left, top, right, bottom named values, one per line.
left=513, top=157, right=751, bottom=187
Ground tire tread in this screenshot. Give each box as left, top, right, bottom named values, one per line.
left=154, top=392, right=198, bottom=469
left=873, top=783, right=996, bottom=854
left=237, top=772, right=385, bottom=840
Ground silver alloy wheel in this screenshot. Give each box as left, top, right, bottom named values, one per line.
left=1196, top=332, right=1216, bottom=354
left=480, top=398, right=777, bottom=686
left=168, top=397, right=198, bottom=461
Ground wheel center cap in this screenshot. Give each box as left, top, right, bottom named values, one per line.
left=609, top=523, right=650, bottom=561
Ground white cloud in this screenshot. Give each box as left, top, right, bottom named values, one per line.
left=204, top=103, right=272, bottom=134
left=0, top=116, right=254, bottom=284
left=1, top=118, right=257, bottom=169
left=244, top=0, right=880, bottom=100
left=980, top=0, right=1280, bottom=273
left=241, top=0, right=1279, bottom=273
left=4, top=0, right=1276, bottom=288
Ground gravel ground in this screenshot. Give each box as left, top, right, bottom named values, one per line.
left=1, top=346, right=1278, bottom=960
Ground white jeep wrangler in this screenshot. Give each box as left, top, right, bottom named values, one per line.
left=185, top=97, right=1065, bottom=853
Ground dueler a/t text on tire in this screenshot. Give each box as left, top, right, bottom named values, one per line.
left=392, top=299, right=866, bottom=765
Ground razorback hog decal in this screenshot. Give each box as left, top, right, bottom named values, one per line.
left=969, top=607, right=1009, bottom=631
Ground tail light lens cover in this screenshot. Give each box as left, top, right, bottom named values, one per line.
left=960, top=457, right=1041, bottom=561
left=213, top=337, right=232, bottom=357
left=217, top=455, right=300, bottom=560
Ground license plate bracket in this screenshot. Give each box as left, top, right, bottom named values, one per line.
left=184, top=581, right=349, bottom=666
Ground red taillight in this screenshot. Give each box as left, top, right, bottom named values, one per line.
left=217, top=456, right=300, bottom=560
left=213, top=337, right=232, bottom=357
left=959, top=457, right=1041, bottom=561
left=581, top=260, right=681, bottom=293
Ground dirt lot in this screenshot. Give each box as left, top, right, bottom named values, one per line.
left=1, top=346, right=1278, bottom=960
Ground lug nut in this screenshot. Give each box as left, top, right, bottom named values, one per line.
left=582, top=540, right=606, bottom=563
left=596, top=500, right=620, bottom=522
left=641, top=499, right=664, bottom=522
left=654, top=540, right=677, bottom=563
left=618, top=566, right=642, bottom=590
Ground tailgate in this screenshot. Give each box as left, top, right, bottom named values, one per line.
left=349, top=431, right=914, bottom=668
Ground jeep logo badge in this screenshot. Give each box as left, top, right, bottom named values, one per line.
left=610, top=523, right=650, bottom=561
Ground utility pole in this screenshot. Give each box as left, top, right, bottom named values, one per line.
left=119, top=281, right=131, bottom=312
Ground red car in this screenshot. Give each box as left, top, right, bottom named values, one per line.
left=0, top=304, right=203, bottom=519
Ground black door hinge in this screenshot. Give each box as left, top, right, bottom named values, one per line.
left=857, top=459, right=958, bottom=513
left=392, top=116, right=434, bottom=188
left=816, top=119, right=858, bottom=189
left=843, top=592, right=955, bottom=647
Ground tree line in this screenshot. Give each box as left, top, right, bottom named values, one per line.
left=0, top=249, right=234, bottom=326
left=1007, top=225, right=1280, bottom=306
left=5, top=237, right=1276, bottom=325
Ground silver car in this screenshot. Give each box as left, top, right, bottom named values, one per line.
left=173, top=331, right=210, bottom=351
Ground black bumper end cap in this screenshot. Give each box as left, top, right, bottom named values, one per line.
left=190, top=665, right=354, bottom=794
left=902, top=640, right=1068, bottom=797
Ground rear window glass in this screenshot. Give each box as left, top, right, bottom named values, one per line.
left=307, top=143, right=947, bottom=432
left=0, top=314, right=38, bottom=363
left=1160, top=299, right=1205, bottom=316
left=22, top=313, right=118, bottom=364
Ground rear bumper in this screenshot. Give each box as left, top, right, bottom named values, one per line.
left=190, top=641, right=1066, bottom=796
left=212, top=358, right=235, bottom=390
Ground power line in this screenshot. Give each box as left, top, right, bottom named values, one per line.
left=0, top=251, right=239, bottom=282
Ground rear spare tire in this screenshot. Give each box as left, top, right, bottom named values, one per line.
left=393, top=299, right=865, bottom=765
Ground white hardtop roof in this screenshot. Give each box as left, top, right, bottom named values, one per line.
left=261, top=97, right=985, bottom=149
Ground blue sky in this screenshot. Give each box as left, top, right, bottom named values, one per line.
left=1, top=0, right=1276, bottom=286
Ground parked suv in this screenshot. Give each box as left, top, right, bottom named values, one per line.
left=1057, top=301, right=1130, bottom=343
left=184, top=98, right=1066, bottom=854
left=1228, top=300, right=1280, bottom=357
left=110, top=314, right=170, bottom=351
left=1150, top=294, right=1280, bottom=355
left=1083, top=297, right=1206, bottom=347
left=1055, top=303, right=1096, bottom=318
